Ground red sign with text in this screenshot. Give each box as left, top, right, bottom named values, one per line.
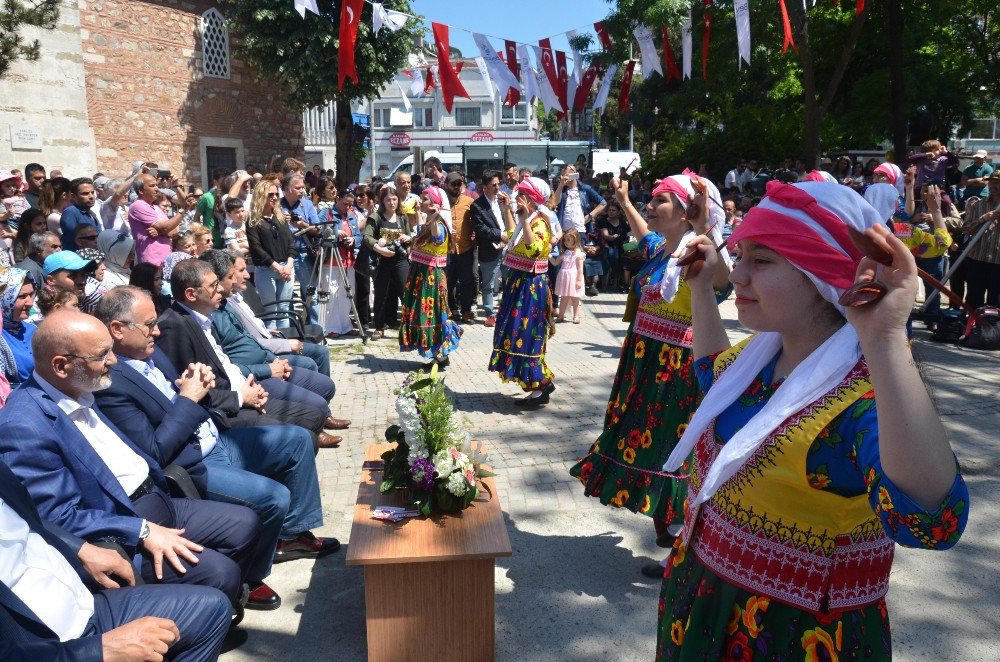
left=388, top=132, right=411, bottom=147
left=470, top=131, right=494, bottom=142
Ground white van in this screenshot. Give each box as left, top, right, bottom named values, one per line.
left=384, top=151, right=463, bottom=182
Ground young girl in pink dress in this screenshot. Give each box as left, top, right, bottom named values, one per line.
left=553, top=229, right=585, bottom=323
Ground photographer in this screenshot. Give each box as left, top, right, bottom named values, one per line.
left=320, top=191, right=362, bottom=338
left=280, top=173, right=322, bottom=324
left=364, top=186, right=411, bottom=340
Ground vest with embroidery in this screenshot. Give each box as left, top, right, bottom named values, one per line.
left=679, top=342, right=894, bottom=614
left=503, top=213, right=551, bottom=274
left=634, top=249, right=695, bottom=348
left=410, top=228, right=450, bottom=268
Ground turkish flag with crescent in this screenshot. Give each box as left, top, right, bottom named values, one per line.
left=337, top=0, right=364, bottom=89
left=572, top=66, right=599, bottom=112
left=618, top=60, right=636, bottom=114
left=538, top=38, right=561, bottom=99
left=594, top=21, right=613, bottom=50
left=555, top=50, right=570, bottom=112
left=432, top=22, right=470, bottom=113
left=502, top=39, right=521, bottom=107
left=661, top=27, right=682, bottom=81
left=701, top=0, right=713, bottom=80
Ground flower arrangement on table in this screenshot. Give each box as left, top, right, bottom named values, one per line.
left=380, top=365, right=496, bottom=515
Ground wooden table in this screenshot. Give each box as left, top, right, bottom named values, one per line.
left=346, top=443, right=512, bottom=662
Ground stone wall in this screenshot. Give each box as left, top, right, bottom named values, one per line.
left=0, top=0, right=97, bottom=176
left=79, top=0, right=304, bottom=188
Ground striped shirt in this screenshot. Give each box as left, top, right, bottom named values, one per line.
left=963, top=197, right=1000, bottom=264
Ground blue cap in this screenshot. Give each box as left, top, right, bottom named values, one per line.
left=43, top=250, right=95, bottom=276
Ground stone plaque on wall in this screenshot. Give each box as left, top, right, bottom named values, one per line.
left=10, top=125, right=42, bottom=151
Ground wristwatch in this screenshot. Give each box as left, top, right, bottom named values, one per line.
left=138, top=519, right=150, bottom=544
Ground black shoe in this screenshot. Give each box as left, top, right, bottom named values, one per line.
left=542, top=382, right=556, bottom=396
left=221, top=626, right=249, bottom=653
left=586, top=286, right=599, bottom=297
left=655, top=531, right=677, bottom=549
left=273, top=532, right=341, bottom=563
left=436, top=356, right=450, bottom=368
left=641, top=562, right=665, bottom=579
left=517, top=391, right=549, bottom=407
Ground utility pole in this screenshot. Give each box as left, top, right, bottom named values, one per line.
left=629, top=42, right=634, bottom=151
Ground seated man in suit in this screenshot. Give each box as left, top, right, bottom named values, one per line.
left=0, top=458, right=233, bottom=660
left=93, top=286, right=340, bottom=610
left=199, top=250, right=349, bottom=432
left=224, top=252, right=332, bottom=377
left=155, top=259, right=342, bottom=448
left=0, top=310, right=260, bottom=609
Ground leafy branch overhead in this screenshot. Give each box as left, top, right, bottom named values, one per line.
left=0, top=0, right=60, bottom=80
left=218, top=0, right=422, bottom=109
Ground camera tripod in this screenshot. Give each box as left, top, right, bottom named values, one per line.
left=307, top=233, right=368, bottom=344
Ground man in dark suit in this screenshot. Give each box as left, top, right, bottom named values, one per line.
left=0, top=310, right=260, bottom=609
left=199, top=249, right=350, bottom=432
left=0, top=458, right=232, bottom=660
left=469, top=171, right=514, bottom=327
left=93, top=286, right=340, bottom=610
left=154, top=259, right=342, bottom=448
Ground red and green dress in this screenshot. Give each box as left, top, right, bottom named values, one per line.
left=399, top=224, right=462, bottom=360
left=569, top=232, right=728, bottom=526
left=656, top=343, right=969, bottom=660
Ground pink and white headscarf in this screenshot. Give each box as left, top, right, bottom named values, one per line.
left=873, top=162, right=905, bottom=196
left=802, top=169, right=837, bottom=184
left=514, top=176, right=557, bottom=223
left=421, top=185, right=453, bottom=232
left=664, top=182, right=882, bottom=507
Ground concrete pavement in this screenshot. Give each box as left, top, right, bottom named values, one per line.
left=227, top=293, right=998, bottom=661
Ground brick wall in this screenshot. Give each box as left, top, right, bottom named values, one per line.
left=79, top=0, right=304, bottom=187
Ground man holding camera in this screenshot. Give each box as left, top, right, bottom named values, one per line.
left=281, top=174, right=322, bottom=324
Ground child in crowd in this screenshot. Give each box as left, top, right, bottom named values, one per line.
left=35, top=286, right=80, bottom=317
left=223, top=197, right=250, bottom=257
left=908, top=139, right=959, bottom=189
left=172, top=232, right=197, bottom=256
left=552, top=229, right=585, bottom=324
left=0, top=171, right=29, bottom=230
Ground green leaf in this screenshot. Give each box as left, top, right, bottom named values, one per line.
left=476, top=468, right=497, bottom=479
left=379, top=475, right=395, bottom=493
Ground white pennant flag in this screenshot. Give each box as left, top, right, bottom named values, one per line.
left=537, top=69, right=562, bottom=115
left=632, top=25, right=663, bottom=79
left=592, top=63, right=618, bottom=114
left=372, top=2, right=408, bottom=34
left=566, top=30, right=583, bottom=113
left=474, top=56, right=495, bottom=104
left=293, top=0, right=319, bottom=18
left=518, top=45, right=542, bottom=103
left=681, top=12, right=693, bottom=80
left=472, top=33, right=522, bottom=102
left=735, top=0, right=751, bottom=68
left=409, top=68, right=425, bottom=97
left=396, top=79, right=412, bottom=111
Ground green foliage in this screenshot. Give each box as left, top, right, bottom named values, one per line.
left=218, top=0, right=423, bottom=108
left=416, top=378, right=455, bottom=456
left=0, top=0, right=60, bottom=79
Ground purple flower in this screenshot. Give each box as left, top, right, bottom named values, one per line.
left=410, top=458, right=436, bottom=492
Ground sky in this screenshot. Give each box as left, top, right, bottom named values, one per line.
left=406, top=0, right=612, bottom=60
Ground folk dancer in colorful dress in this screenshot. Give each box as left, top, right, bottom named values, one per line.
left=656, top=181, right=969, bottom=660
left=570, top=173, right=731, bottom=577
left=489, top=177, right=557, bottom=406
left=398, top=185, right=462, bottom=367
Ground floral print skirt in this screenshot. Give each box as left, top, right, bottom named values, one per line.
left=489, top=268, right=552, bottom=391
left=569, top=330, right=698, bottom=525
left=656, top=545, right=891, bottom=660
left=399, top=262, right=462, bottom=360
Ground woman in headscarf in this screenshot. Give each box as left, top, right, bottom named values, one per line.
left=489, top=177, right=557, bottom=404
left=0, top=267, right=38, bottom=383
left=570, top=173, right=732, bottom=572
left=655, top=181, right=968, bottom=659
left=97, top=229, right=135, bottom=289
left=398, top=185, right=461, bottom=366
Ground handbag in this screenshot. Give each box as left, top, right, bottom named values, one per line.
left=959, top=306, right=1000, bottom=350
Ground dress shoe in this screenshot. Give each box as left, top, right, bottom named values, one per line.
left=641, top=562, right=666, bottom=579
left=586, top=286, right=599, bottom=297
left=517, top=391, right=549, bottom=407
left=274, top=532, right=341, bottom=563
left=436, top=356, right=450, bottom=368
left=655, top=531, right=677, bottom=549
left=324, top=416, right=351, bottom=430
left=461, top=311, right=476, bottom=324
left=246, top=582, right=282, bottom=610
left=542, top=382, right=556, bottom=396
left=316, top=432, right=343, bottom=448
left=484, top=315, right=496, bottom=328
left=221, top=626, right=249, bottom=653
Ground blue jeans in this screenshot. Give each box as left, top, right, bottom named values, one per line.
left=479, top=257, right=502, bottom=316
left=255, top=266, right=295, bottom=330
left=294, top=253, right=320, bottom=325
left=84, top=584, right=231, bottom=661
left=916, top=255, right=946, bottom=321
left=203, top=424, right=322, bottom=582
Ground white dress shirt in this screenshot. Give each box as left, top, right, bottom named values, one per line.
left=0, top=500, right=94, bottom=641
left=33, top=373, right=149, bottom=498
left=121, top=357, right=219, bottom=458
left=177, top=303, right=247, bottom=404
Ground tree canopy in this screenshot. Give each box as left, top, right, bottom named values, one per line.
left=0, top=0, right=60, bottom=79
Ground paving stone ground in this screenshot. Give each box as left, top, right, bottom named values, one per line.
left=228, top=293, right=998, bottom=661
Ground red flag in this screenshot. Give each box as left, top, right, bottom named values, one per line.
left=856, top=0, right=865, bottom=14
left=661, top=27, right=682, bottom=82
left=555, top=50, right=570, bottom=112
left=701, top=0, right=713, bottom=80
left=618, top=60, right=636, bottom=114
left=504, top=40, right=519, bottom=79
left=538, top=39, right=560, bottom=96
left=424, top=67, right=437, bottom=94
left=431, top=22, right=470, bottom=113
left=572, top=66, right=599, bottom=112
left=455, top=61, right=466, bottom=75
left=594, top=21, right=613, bottom=50
left=337, top=0, right=364, bottom=90
left=778, top=0, right=797, bottom=54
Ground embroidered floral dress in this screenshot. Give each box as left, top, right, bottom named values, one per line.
left=656, top=352, right=969, bottom=660
left=399, top=222, right=462, bottom=360
left=489, top=213, right=553, bottom=390
left=570, top=232, right=728, bottom=526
